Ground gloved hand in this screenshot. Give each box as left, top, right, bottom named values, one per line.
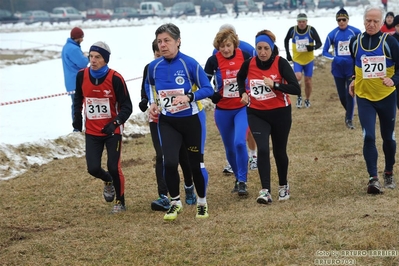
left=139, top=98, right=148, bottom=112
left=305, top=45, right=314, bottom=52
left=286, top=53, right=292, bottom=62
left=101, top=120, right=119, bottom=135
left=211, top=92, right=222, bottom=104
left=72, top=113, right=83, bottom=132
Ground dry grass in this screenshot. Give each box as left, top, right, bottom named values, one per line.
left=1, top=57, right=398, bottom=266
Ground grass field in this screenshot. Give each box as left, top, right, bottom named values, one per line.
left=0, top=57, right=398, bottom=265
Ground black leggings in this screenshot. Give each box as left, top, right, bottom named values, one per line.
left=85, top=134, right=125, bottom=204
left=150, top=122, right=193, bottom=197
left=158, top=113, right=208, bottom=198
left=247, top=106, right=292, bottom=193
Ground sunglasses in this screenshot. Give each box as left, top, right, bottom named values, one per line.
left=337, top=18, right=347, bottom=22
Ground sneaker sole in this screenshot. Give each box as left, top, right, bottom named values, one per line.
left=384, top=184, right=396, bottom=189
left=367, top=186, right=383, bottom=194
left=257, top=198, right=272, bottom=204
left=196, top=214, right=209, bottom=219
left=278, top=196, right=290, bottom=201
left=238, top=190, right=248, bottom=196
left=151, top=203, right=170, bottom=211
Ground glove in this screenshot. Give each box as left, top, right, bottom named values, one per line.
left=139, top=98, right=148, bottom=112
left=211, top=92, right=222, bottom=104
left=286, top=53, right=292, bottom=62
left=305, top=45, right=314, bottom=52
left=72, top=113, right=83, bottom=132
left=101, top=120, right=119, bottom=135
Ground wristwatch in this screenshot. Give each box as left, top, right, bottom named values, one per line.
left=186, top=93, right=194, bottom=102
left=115, top=119, right=121, bottom=125
left=274, top=82, right=280, bottom=90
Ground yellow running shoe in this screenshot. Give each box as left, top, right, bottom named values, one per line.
left=195, top=203, right=209, bottom=219
left=163, top=201, right=183, bottom=221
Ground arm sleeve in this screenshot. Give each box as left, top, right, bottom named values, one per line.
left=193, top=63, right=215, bottom=100
left=72, top=47, right=89, bottom=69
left=203, top=55, right=217, bottom=81
left=140, top=64, right=149, bottom=99
left=284, top=27, right=294, bottom=55
left=322, top=34, right=334, bottom=60
left=73, top=70, right=84, bottom=117
left=278, top=57, right=301, bottom=95
left=387, top=36, right=399, bottom=85
left=113, top=73, right=133, bottom=123
left=310, top=26, right=323, bottom=50
left=237, top=59, right=250, bottom=97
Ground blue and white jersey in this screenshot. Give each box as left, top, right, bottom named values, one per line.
left=322, top=25, right=361, bottom=78
left=147, top=51, right=214, bottom=117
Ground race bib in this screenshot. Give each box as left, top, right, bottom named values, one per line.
left=296, top=39, right=309, bottom=52
left=158, top=88, right=190, bottom=114
left=337, top=40, right=350, bottom=56
left=361, top=55, right=386, bottom=79
left=85, top=97, right=111, bottom=120
left=223, top=78, right=239, bottom=98
left=249, top=79, right=276, bottom=101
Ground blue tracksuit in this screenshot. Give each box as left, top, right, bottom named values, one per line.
left=323, top=25, right=361, bottom=121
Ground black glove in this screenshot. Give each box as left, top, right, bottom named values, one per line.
left=72, top=113, right=83, bottom=132
left=139, top=98, right=148, bottom=112
left=305, top=45, right=314, bottom=52
left=286, top=53, right=292, bottom=62
left=211, top=92, right=222, bottom=104
left=101, top=120, right=119, bottom=135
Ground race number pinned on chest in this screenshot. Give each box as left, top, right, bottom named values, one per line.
left=85, top=97, right=111, bottom=120
left=249, top=79, right=276, bottom=101
left=296, top=39, right=309, bottom=52
left=337, top=40, right=350, bottom=56
left=361, top=55, right=386, bottom=79
left=158, top=88, right=190, bottom=114
left=223, top=78, right=239, bottom=98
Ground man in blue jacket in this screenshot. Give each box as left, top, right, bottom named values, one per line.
left=61, top=27, right=89, bottom=132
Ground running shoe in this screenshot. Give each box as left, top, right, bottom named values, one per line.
left=278, top=184, right=290, bottom=201
left=196, top=203, right=209, bottom=219
left=304, top=99, right=311, bottom=108
left=185, top=185, right=197, bottom=205
left=237, top=182, right=248, bottom=196
left=103, top=181, right=115, bottom=202
left=256, top=189, right=272, bottom=204
left=249, top=155, right=258, bottom=170
left=223, top=164, right=233, bottom=174
left=383, top=172, right=396, bottom=189
left=367, top=177, right=383, bottom=194
left=164, top=201, right=183, bottom=221
left=110, top=200, right=126, bottom=214
left=345, top=119, right=355, bottom=129
left=231, top=181, right=239, bottom=193
left=296, top=96, right=303, bottom=108
left=151, top=194, right=170, bottom=211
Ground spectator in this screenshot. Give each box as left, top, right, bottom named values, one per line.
left=61, top=27, right=89, bottom=132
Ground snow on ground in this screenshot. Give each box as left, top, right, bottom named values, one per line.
left=0, top=1, right=393, bottom=180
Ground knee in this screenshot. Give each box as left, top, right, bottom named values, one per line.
left=87, top=165, right=101, bottom=177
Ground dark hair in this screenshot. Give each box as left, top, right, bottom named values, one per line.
left=155, top=23, right=180, bottom=41
left=152, top=39, right=159, bottom=53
